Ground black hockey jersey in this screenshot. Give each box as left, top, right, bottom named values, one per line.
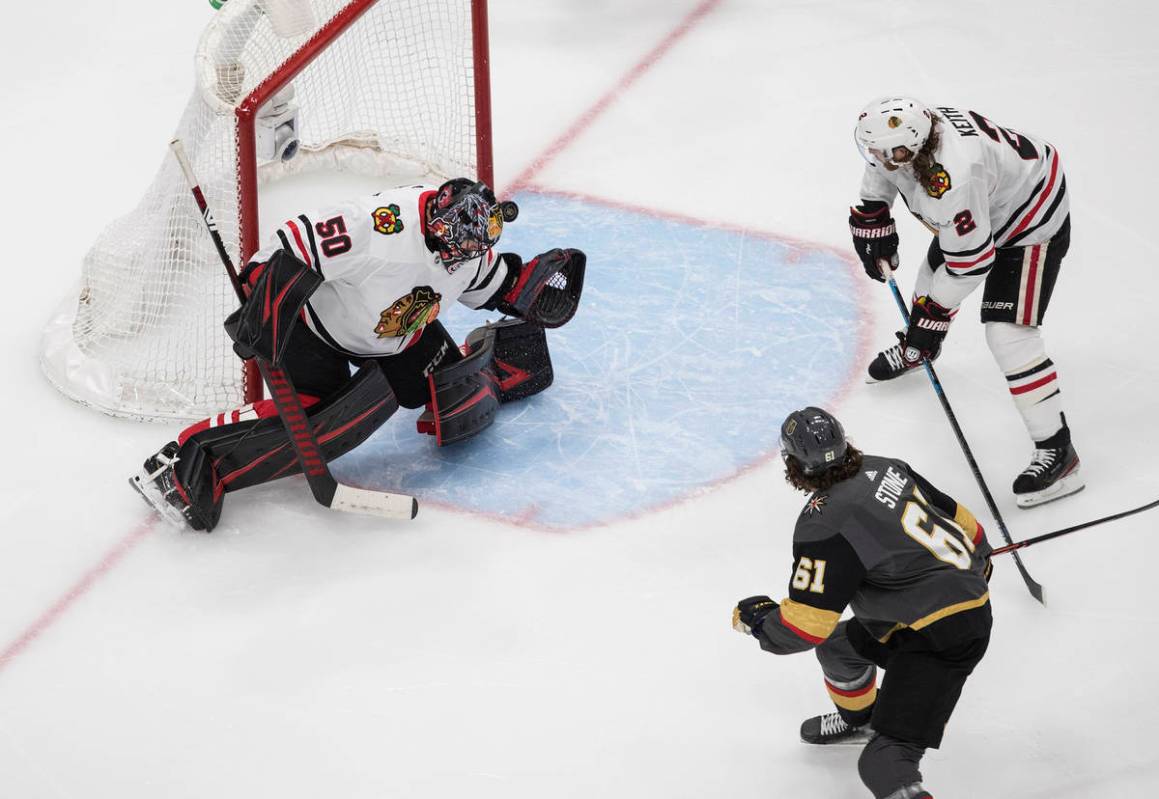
left=758, top=455, right=992, bottom=655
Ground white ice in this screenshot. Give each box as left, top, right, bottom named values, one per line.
left=1, top=1, right=1157, bottom=797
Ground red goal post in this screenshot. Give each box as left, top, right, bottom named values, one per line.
left=41, top=0, right=493, bottom=421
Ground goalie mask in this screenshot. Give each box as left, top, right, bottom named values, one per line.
left=854, top=96, right=932, bottom=168
left=425, top=179, right=518, bottom=269
left=780, top=407, right=848, bottom=475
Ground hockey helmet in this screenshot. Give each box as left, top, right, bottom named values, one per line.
left=854, top=96, right=933, bottom=168
left=780, top=407, right=848, bottom=475
left=426, top=178, right=518, bottom=268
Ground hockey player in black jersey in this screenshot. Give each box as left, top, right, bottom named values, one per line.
left=733, top=407, right=992, bottom=799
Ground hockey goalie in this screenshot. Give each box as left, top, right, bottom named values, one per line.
left=131, top=179, right=586, bottom=531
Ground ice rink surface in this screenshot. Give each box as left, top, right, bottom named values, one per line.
left=2, top=1, right=1158, bottom=796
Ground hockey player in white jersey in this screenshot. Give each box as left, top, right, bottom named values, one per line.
left=132, top=178, right=586, bottom=531
left=849, top=97, right=1080, bottom=508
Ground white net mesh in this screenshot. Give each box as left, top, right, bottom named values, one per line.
left=41, top=0, right=484, bottom=421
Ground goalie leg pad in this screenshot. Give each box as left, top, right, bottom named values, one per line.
left=417, top=326, right=500, bottom=446
left=173, top=364, right=399, bottom=529
left=479, top=318, right=553, bottom=403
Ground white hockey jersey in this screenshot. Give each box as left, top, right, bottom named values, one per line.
left=249, top=185, right=511, bottom=358
left=859, top=106, right=1069, bottom=308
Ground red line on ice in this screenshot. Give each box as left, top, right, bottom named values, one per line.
left=504, top=0, right=724, bottom=194
left=0, top=520, right=155, bottom=674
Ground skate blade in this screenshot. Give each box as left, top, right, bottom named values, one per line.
left=799, top=731, right=875, bottom=746
left=864, top=367, right=924, bottom=385
left=128, top=472, right=191, bottom=530
left=1015, top=473, right=1086, bottom=509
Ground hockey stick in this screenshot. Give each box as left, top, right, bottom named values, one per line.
left=880, top=264, right=1044, bottom=603
left=170, top=138, right=417, bottom=521
left=991, top=497, right=1159, bottom=556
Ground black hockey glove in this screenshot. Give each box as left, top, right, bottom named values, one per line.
left=849, top=200, right=899, bottom=282
left=224, top=249, right=322, bottom=366
left=489, top=248, right=586, bottom=328
left=901, top=296, right=953, bottom=364
left=732, top=595, right=779, bottom=637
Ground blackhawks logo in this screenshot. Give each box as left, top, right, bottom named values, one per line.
left=375, top=286, right=441, bottom=338
left=372, top=204, right=404, bottom=235
left=925, top=164, right=952, bottom=198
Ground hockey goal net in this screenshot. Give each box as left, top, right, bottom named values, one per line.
left=41, top=0, right=493, bottom=421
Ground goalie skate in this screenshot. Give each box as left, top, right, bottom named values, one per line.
left=128, top=442, right=198, bottom=530
left=800, top=712, right=874, bottom=746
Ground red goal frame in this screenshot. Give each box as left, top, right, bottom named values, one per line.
left=233, top=0, right=494, bottom=402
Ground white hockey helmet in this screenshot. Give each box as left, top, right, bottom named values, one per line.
left=854, top=97, right=933, bottom=167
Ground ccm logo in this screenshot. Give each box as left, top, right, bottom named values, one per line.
left=981, top=301, right=1015, bottom=310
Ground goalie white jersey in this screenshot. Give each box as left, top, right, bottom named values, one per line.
left=249, top=185, right=510, bottom=357
left=859, top=106, right=1069, bottom=308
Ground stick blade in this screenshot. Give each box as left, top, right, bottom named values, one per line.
left=1013, top=554, right=1046, bottom=605
left=330, top=484, right=418, bottom=520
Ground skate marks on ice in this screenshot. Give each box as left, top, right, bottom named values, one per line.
left=334, top=190, right=865, bottom=529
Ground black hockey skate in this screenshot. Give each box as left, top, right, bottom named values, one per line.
left=800, top=712, right=874, bottom=746
left=129, top=441, right=204, bottom=530
left=866, top=331, right=939, bottom=384
left=1013, top=426, right=1083, bottom=508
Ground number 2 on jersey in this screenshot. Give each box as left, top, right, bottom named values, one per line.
left=968, top=111, right=1038, bottom=160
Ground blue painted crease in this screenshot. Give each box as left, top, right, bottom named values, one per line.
left=332, top=192, right=862, bottom=529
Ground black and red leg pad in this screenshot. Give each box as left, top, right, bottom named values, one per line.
left=417, top=325, right=500, bottom=446
left=416, top=319, right=555, bottom=445
left=172, top=363, right=398, bottom=530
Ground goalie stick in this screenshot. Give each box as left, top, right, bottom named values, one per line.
left=879, top=260, right=1044, bottom=604
left=170, top=138, right=417, bottom=522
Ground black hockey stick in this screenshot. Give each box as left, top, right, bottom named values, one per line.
left=991, top=497, right=1159, bottom=556
left=881, top=266, right=1044, bottom=603
left=170, top=139, right=417, bottom=521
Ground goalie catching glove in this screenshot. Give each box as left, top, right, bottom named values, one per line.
left=487, top=248, right=586, bottom=328
left=224, top=250, right=322, bottom=365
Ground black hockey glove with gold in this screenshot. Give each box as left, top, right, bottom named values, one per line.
left=902, top=295, right=953, bottom=364
left=488, top=248, right=586, bottom=328
left=732, top=595, right=779, bottom=637
left=224, top=249, right=322, bottom=366
left=849, top=200, right=898, bottom=282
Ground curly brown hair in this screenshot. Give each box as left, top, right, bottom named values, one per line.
left=784, top=445, right=864, bottom=493
left=910, top=116, right=944, bottom=188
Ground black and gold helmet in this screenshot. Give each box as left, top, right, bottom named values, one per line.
left=780, top=407, right=848, bottom=475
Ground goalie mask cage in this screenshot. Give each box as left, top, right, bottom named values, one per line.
left=41, top=0, right=493, bottom=421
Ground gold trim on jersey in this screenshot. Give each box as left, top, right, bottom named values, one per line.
left=954, top=504, right=982, bottom=543
left=878, top=592, right=990, bottom=643
left=779, top=599, right=841, bottom=643
left=826, top=682, right=878, bottom=712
